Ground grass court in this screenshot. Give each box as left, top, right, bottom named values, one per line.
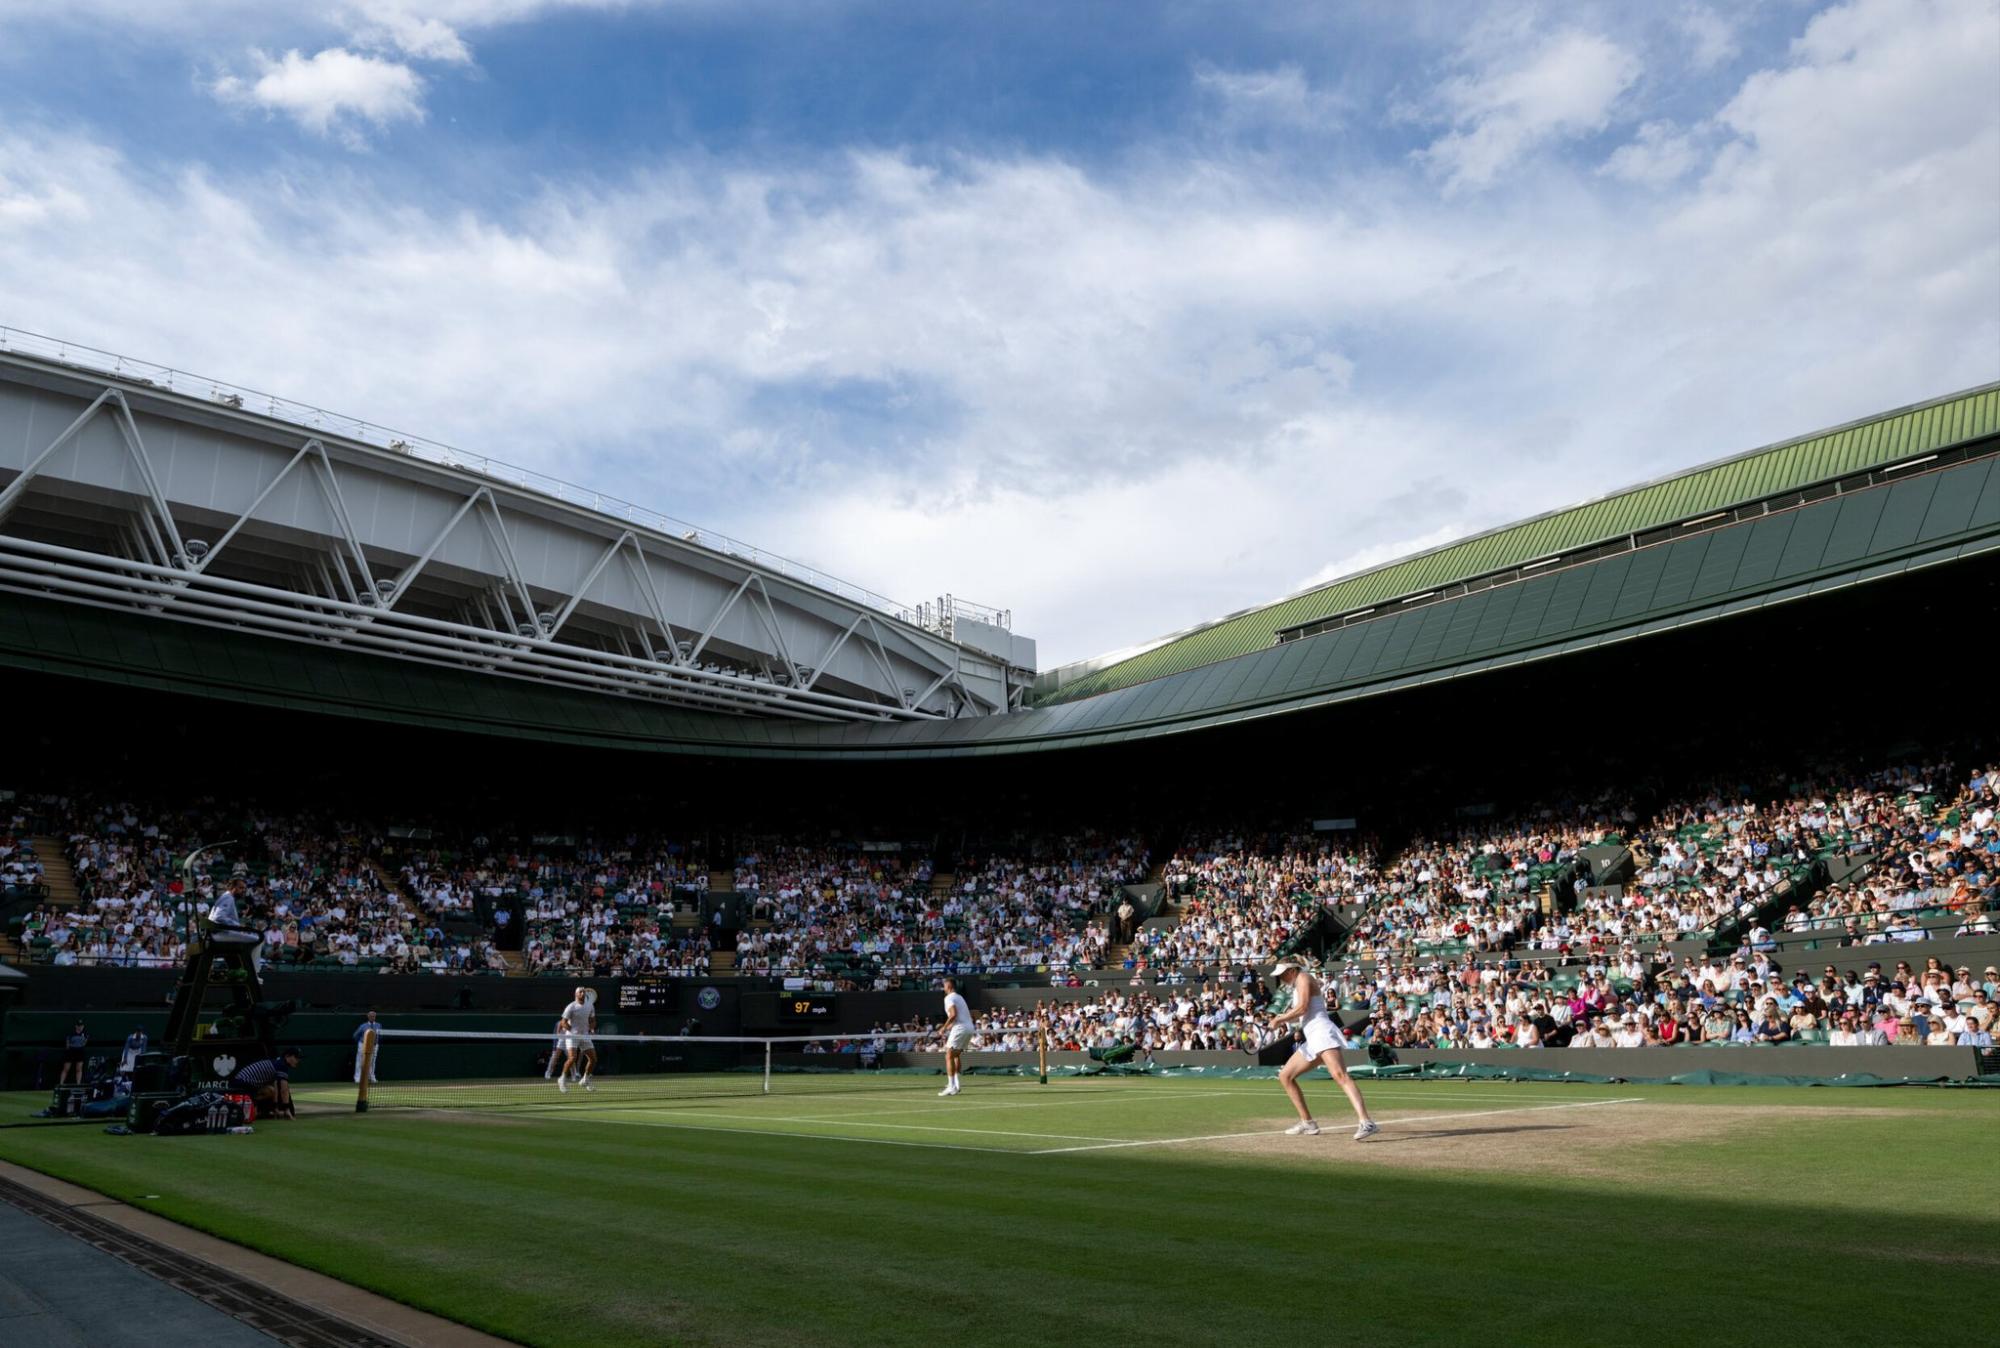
left=3, top=1075, right=1996, bottom=1346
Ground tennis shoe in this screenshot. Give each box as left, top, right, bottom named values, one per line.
left=1353, top=1120, right=1381, bottom=1142
left=557, top=1078, right=568, bottom=1093
left=1285, top=1120, right=1320, bottom=1136
left=938, top=1086, right=954, bottom=1096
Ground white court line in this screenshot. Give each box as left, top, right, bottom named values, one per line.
left=792, top=1086, right=1560, bottom=1120
left=1025, top=1097, right=1646, bottom=1155
left=511, top=1104, right=1123, bottom=1144
left=529, top=1113, right=1024, bottom=1155
left=502, top=1094, right=1642, bottom=1155
left=812, top=1080, right=1560, bottom=1112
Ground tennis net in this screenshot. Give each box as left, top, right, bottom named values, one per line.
left=349, top=1026, right=1045, bottom=1112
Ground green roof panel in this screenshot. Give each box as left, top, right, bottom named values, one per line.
left=1039, top=383, right=2000, bottom=703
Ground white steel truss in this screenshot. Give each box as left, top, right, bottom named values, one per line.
left=0, top=354, right=1012, bottom=723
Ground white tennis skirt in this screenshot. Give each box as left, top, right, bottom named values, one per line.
left=1295, top=1015, right=1349, bottom=1059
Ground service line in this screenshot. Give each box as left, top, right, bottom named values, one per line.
left=1025, top=1096, right=1647, bottom=1154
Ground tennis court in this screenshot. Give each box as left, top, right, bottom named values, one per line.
left=3, top=1077, right=1995, bottom=1346
left=297, top=1072, right=1651, bottom=1157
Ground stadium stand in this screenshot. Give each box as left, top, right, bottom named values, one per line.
left=2, top=795, right=489, bottom=974
left=394, top=837, right=710, bottom=976
left=861, top=980, right=1282, bottom=1055
left=4, top=754, right=1995, bottom=1000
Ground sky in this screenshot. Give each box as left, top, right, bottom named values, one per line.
left=0, top=1, right=1995, bottom=669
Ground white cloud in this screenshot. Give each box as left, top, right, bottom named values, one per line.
left=3, top=1, right=638, bottom=135
left=1193, top=63, right=1343, bottom=129
left=210, top=47, right=426, bottom=142
left=357, top=10, right=474, bottom=63
left=1601, top=119, right=1703, bottom=187
left=1293, top=523, right=1470, bottom=595
left=1677, top=4, right=1740, bottom=71
left=0, top=0, right=1994, bottom=666
left=1420, top=29, right=1642, bottom=193
left=0, top=169, right=87, bottom=225
left=343, top=2, right=637, bottom=62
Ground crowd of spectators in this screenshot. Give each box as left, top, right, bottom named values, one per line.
left=861, top=981, right=1281, bottom=1055
left=398, top=837, right=711, bottom=976
left=1788, top=761, right=1998, bottom=941
left=947, top=832, right=1145, bottom=971
left=1142, top=759, right=1997, bottom=978
left=17, top=798, right=202, bottom=968
left=1336, top=942, right=1998, bottom=1050
left=732, top=843, right=937, bottom=977
left=1148, top=832, right=1377, bottom=968
left=732, top=833, right=1144, bottom=980
left=5, top=756, right=1993, bottom=992
left=5, top=796, right=498, bottom=974
left=1, top=806, right=46, bottom=896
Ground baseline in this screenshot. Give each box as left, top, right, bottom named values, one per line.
left=1026, top=1096, right=1647, bottom=1154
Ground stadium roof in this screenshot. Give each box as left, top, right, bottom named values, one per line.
left=9, top=411, right=1997, bottom=759
left=1036, top=382, right=2000, bottom=704
left=6, top=380, right=1998, bottom=758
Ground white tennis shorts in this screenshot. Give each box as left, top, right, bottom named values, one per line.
left=1295, top=1016, right=1348, bottom=1059
left=944, top=1026, right=973, bottom=1052
left=563, top=1034, right=594, bottom=1054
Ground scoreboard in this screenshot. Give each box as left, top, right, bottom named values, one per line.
left=617, top=980, right=675, bottom=1012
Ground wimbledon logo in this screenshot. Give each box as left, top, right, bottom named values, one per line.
left=697, top=987, right=722, bottom=1010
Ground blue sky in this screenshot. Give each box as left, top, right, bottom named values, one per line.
left=1, top=0, right=1995, bottom=666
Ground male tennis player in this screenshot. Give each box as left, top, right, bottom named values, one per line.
left=937, top=977, right=973, bottom=1097
left=543, top=1014, right=566, bottom=1080
left=556, top=987, right=596, bottom=1093
left=1270, top=960, right=1378, bottom=1140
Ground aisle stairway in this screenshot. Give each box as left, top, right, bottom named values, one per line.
left=1101, top=856, right=1182, bottom=966
left=27, top=837, right=81, bottom=907
left=2, top=836, right=78, bottom=960
left=361, top=857, right=425, bottom=924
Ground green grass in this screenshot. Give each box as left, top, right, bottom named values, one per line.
left=3, top=1077, right=1996, bottom=1346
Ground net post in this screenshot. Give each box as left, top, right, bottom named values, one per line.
left=356, top=1028, right=375, bottom=1114
left=1037, top=1016, right=1048, bottom=1086
left=763, top=1039, right=772, bottom=1094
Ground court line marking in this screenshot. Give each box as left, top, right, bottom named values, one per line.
left=533, top=1114, right=1025, bottom=1154
left=796, top=1080, right=1576, bottom=1112
left=510, top=1105, right=1124, bottom=1143
left=319, top=1083, right=1624, bottom=1123
left=341, top=1094, right=1643, bottom=1158
left=1024, top=1097, right=1647, bottom=1154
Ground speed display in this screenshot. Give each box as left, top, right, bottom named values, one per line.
left=778, top=992, right=837, bottom=1021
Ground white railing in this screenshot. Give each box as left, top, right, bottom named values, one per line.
left=0, top=324, right=937, bottom=621
left=902, top=594, right=1012, bottom=635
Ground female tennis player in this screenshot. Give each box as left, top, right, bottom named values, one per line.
left=1270, top=959, right=1378, bottom=1140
